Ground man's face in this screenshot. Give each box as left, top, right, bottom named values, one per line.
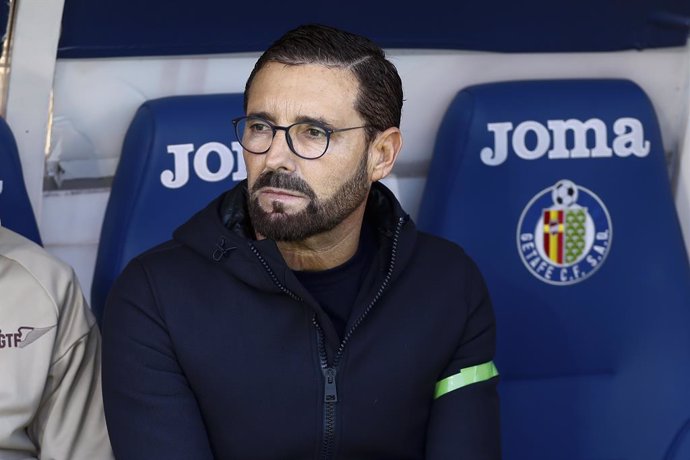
left=244, top=62, right=372, bottom=241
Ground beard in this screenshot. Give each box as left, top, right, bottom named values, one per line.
left=248, top=153, right=370, bottom=242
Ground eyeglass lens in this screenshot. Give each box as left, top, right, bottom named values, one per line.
left=235, top=118, right=329, bottom=159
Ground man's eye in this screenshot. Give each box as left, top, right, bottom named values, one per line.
left=304, top=125, right=327, bottom=138
left=248, top=121, right=271, bottom=133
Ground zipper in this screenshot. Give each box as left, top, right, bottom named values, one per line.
left=331, top=216, right=405, bottom=368
left=248, top=243, right=302, bottom=302
left=315, top=320, right=338, bottom=460
left=313, top=216, right=405, bottom=460
left=249, top=216, right=405, bottom=460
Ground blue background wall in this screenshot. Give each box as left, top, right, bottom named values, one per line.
left=58, top=0, right=690, bottom=58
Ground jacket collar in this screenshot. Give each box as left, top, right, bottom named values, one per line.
left=173, top=179, right=416, bottom=308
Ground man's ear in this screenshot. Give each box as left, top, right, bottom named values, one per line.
left=368, top=127, right=403, bottom=182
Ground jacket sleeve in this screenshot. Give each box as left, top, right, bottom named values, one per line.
left=101, top=258, right=215, bottom=460
left=425, top=259, right=501, bottom=459
left=29, top=270, right=114, bottom=460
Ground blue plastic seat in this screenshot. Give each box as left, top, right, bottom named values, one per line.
left=0, top=116, right=41, bottom=244
left=418, top=79, right=690, bottom=459
left=91, top=94, right=246, bottom=323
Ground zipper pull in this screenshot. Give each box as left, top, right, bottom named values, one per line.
left=322, top=367, right=338, bottom=403
left=212, top=237, right=235, bottom=261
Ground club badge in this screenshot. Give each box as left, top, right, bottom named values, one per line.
left=517, top=180, right=612, bottom=285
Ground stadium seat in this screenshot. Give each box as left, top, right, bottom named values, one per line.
left=417, top=79, right=690, bottom=459
left=91, top=94, right=246, bottom=323
left=0, top=116, right=41, bottom=244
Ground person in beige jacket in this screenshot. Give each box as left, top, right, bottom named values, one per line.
left=0, top=226, right=113, bottom=459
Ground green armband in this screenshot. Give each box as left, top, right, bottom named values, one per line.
left=434, top=361, right=499, bottom=399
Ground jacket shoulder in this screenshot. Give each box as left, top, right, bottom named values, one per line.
left=416, top=230, right=473, bottom=262
left=413, top=230, right=487, bottom=287
left=0, top=226, right=96, bottom=357
left=0, top=227, right=79, bottom=312
left=0, top=226, right=70, bottom=271
left=129, top=239, right=198, bottom=273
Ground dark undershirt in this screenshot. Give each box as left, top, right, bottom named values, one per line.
left=294, top=225, right=376, bottom=339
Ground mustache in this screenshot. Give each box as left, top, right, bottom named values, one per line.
left=251, top=171, right=317, bottom=201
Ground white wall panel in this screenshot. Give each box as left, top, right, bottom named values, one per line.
left=42, top=45, right=690, bottom=297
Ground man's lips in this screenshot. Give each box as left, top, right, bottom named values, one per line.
left=258, top=187, right=308, bottom=200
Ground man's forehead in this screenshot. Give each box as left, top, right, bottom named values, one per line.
left=247, top=62, right=360, bottom=122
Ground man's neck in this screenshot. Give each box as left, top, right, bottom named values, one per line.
left=273, top=204, right=367, bottom=272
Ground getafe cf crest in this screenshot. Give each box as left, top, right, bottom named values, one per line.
left=517, top=180, right=612, bottom=285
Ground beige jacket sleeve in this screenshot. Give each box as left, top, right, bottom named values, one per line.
left=0, top=226, right=113, bottom=460
left=28, top=274, right=114, bottom=460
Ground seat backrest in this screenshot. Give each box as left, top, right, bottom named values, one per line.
left=0, top=116, right=41, bottom=244
left=91, top=94, right=246, bottom=323
left=418, top=79, right=690, bottom=459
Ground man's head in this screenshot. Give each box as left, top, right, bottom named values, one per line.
left=240, top=24, right=404, bottom=242
left=244, top=24, right=403, bottom=144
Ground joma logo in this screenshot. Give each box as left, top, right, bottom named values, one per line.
left=161, top=141, right=247, bottom=189
left=480, top=117, right=651, bottom=166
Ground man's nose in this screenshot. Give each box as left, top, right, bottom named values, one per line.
left=264, top=129, right=296, bottom=172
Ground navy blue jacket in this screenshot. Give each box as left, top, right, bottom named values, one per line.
left=102, top=181, right=500, bottom=459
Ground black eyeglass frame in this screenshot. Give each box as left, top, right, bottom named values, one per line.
left=232, top=116, right=371, bottom=160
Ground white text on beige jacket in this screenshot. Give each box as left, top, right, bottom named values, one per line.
left=0, top=226, right=113, bottom=460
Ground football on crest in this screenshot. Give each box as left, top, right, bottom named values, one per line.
left=552, top=180, right=578, bottom=207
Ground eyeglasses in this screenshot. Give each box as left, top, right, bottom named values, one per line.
left=232, top=116, right=370, bottom=160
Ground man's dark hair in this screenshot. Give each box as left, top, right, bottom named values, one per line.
left=244, top=24, right=403, bottom=142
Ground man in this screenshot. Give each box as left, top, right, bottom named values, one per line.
left=102, top=24, right=500, bottom=459
left=0, top=226, right=113, bottom=459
